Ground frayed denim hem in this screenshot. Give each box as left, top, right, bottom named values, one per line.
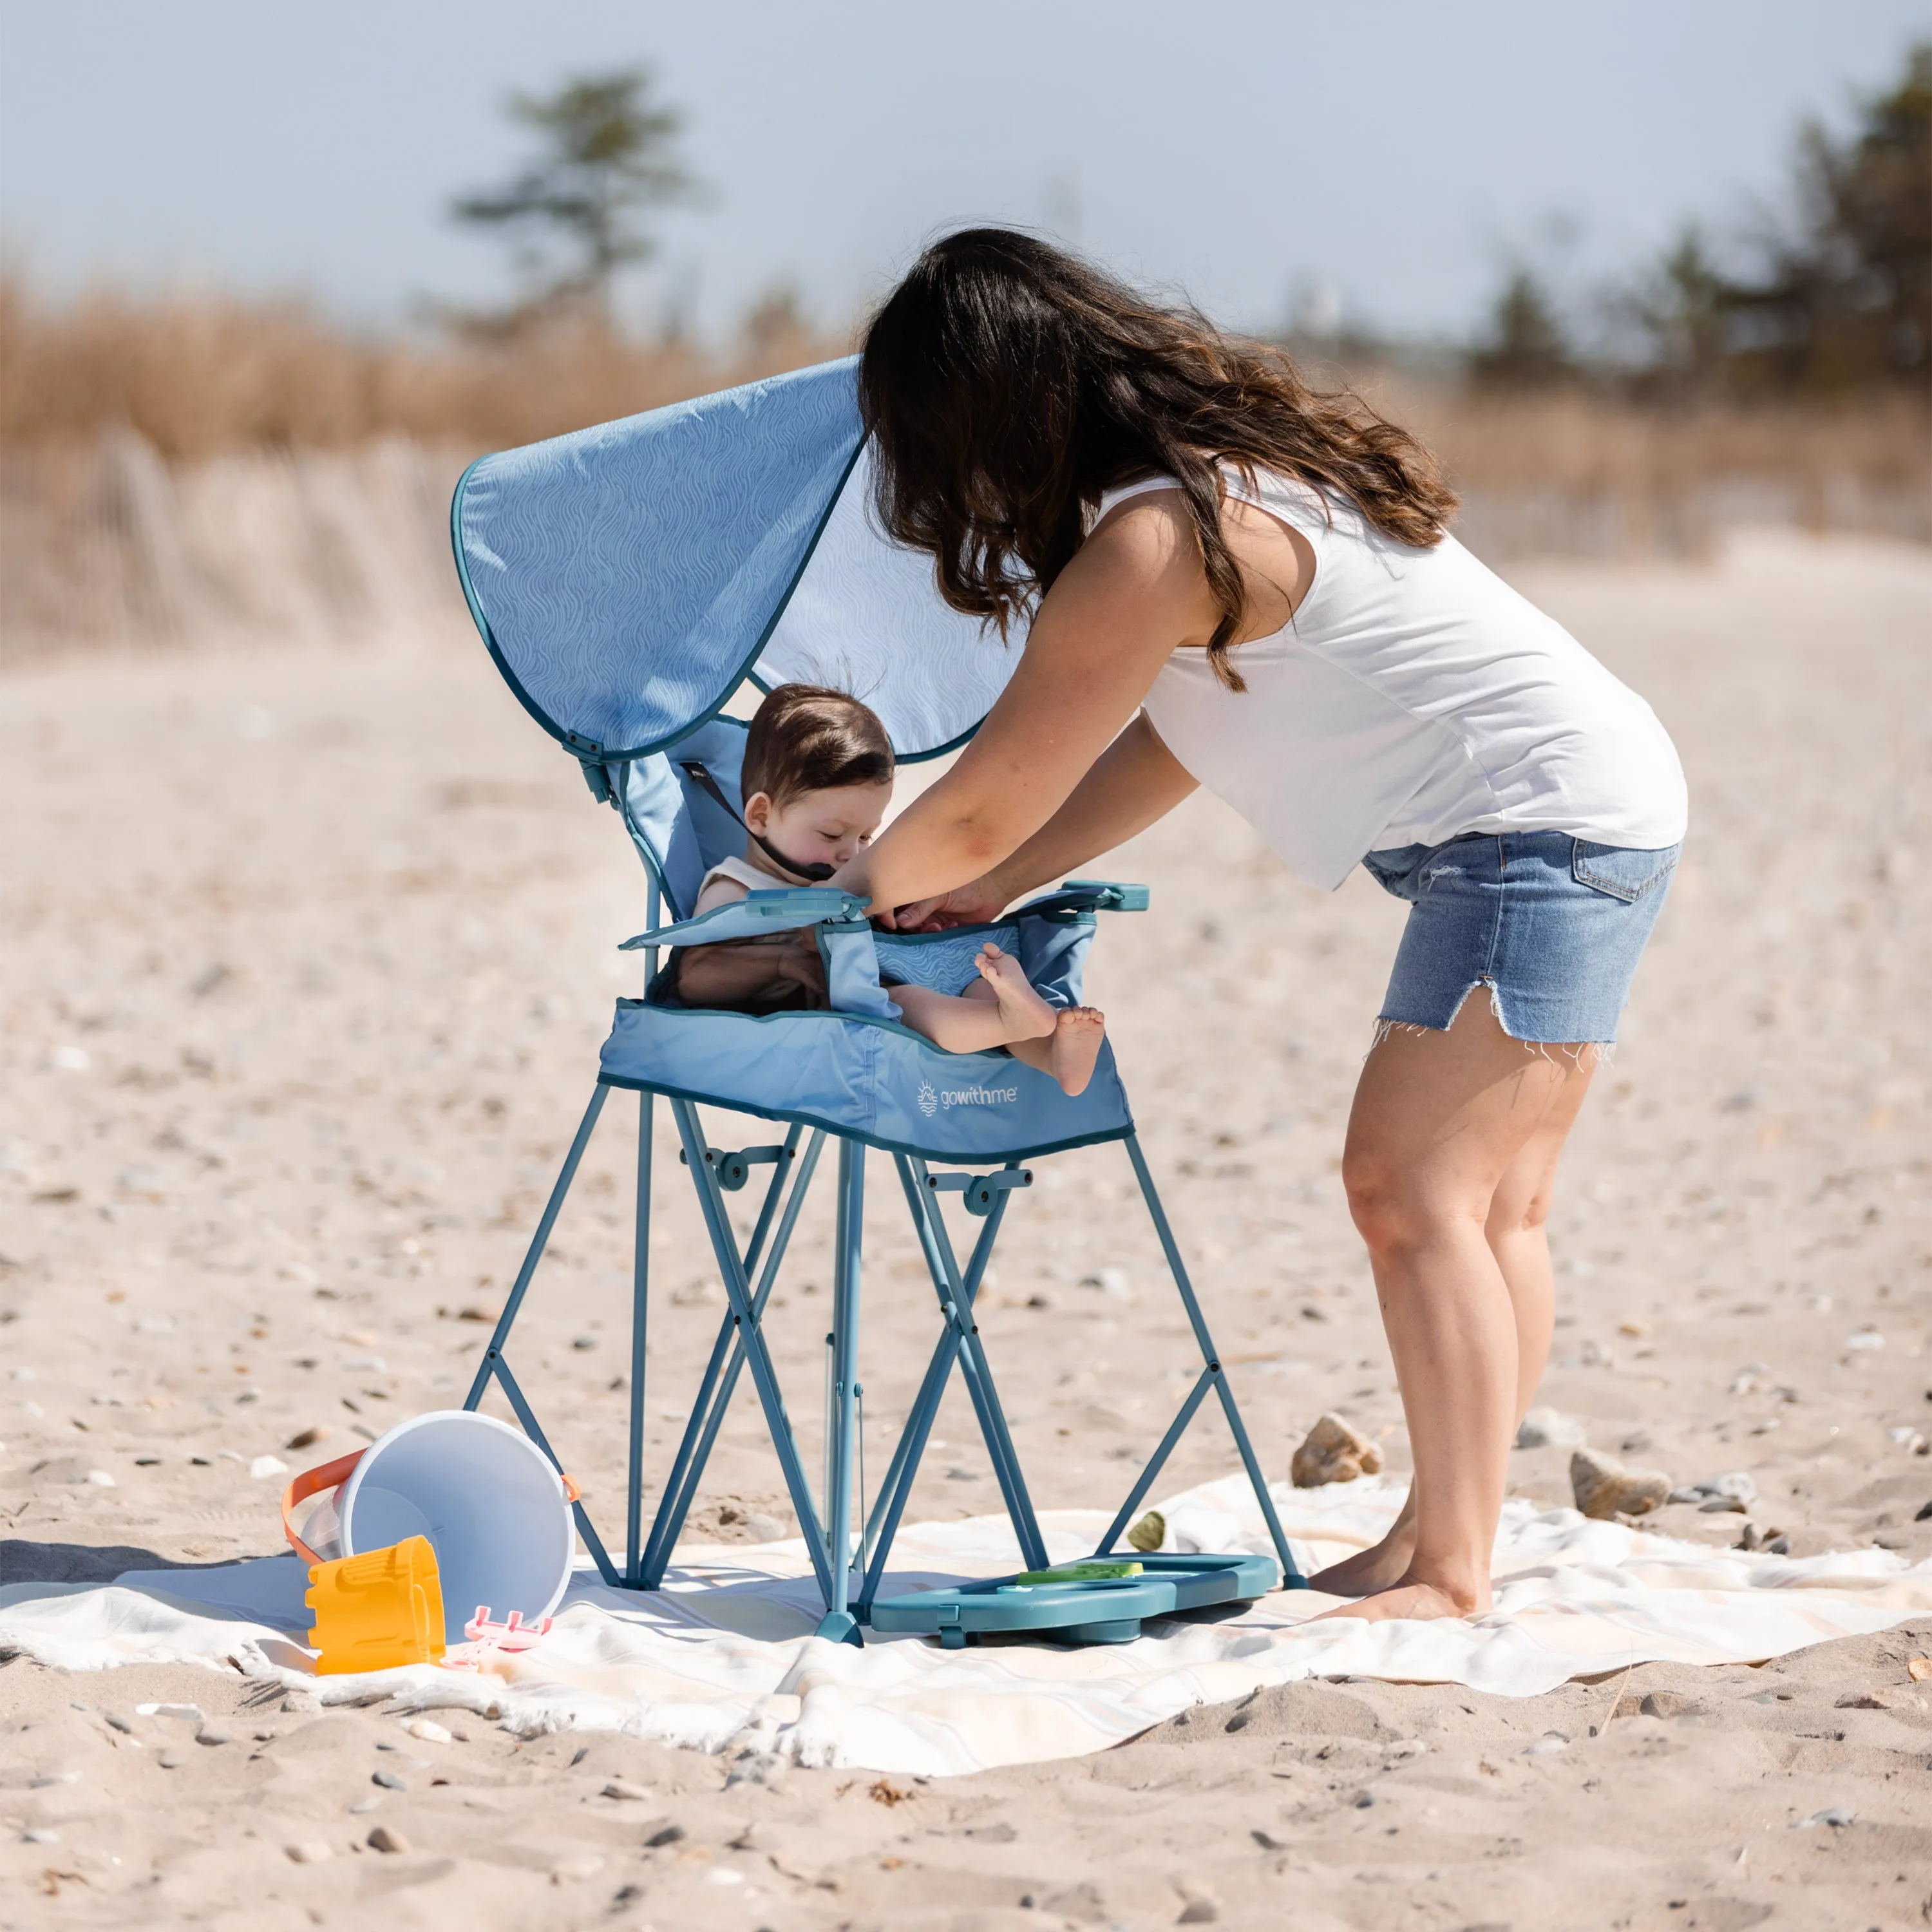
left=1368, top=979, right=1617, bottom=1065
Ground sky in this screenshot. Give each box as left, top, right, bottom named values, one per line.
left=2, top=1, right=1925, bottom=344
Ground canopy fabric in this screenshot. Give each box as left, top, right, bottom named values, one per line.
left=752, top=439, right=1021, bottom=759
left=453, top=358, right=1024, bottom=763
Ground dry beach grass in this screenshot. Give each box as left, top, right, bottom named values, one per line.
left=1, top=530, right=1929, bottom=1926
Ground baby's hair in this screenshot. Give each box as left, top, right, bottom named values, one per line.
left=741, top=684, right=894, bottom=807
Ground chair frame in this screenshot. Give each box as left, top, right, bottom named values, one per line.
left=464, top=884, right=1304, bottom=1644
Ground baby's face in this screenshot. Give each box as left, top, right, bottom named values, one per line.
left=747, top=781, right=892, bottom=870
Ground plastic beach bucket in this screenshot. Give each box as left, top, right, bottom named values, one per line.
left=281, top=1410, right=577, bottom=1642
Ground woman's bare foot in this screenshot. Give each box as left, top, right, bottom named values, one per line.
left=1306, top=1489, right=1417, bottom=1597
left=1311, top=1576, right=1485, bottom=1624
left=1048, top=1005, right=1105, bottom=1096
left=973, top=943, right=1056, bottom=1041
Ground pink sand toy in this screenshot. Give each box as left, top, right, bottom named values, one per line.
left=464, top=1607, right=554, bottom=1649
left=436, top=1605, right=558, bottom=1671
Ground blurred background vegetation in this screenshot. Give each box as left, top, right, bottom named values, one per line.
left=2, top=44, right=1925, bottom=658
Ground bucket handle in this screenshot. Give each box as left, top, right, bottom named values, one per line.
left=281, top=1451, right=363, bottom=1567
left=280, top=1448, right=582, bottom=1567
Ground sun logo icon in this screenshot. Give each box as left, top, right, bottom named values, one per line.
left=917, top=1079, right=938, bottom=1119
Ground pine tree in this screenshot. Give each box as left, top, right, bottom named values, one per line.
left=450, top=69, right=696, bottom=331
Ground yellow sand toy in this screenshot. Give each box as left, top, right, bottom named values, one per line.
left=303, top=1533, right=446, bottom=1674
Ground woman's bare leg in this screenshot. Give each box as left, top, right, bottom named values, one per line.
left=1306, top=998, right=1598, bottom=1620
left=1311, top=1040, right=1595, bottom=1596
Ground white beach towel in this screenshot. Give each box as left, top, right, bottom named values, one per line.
left=4, top=1474, right=1927, bottom=1777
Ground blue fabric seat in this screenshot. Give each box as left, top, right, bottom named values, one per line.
left=448, top=361, right=1302, bottom=1641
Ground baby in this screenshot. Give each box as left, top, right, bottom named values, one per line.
left=674, top=683, right=1106, bottom=1097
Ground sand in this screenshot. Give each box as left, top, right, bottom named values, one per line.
left=3, top=529, right=1929, bottom=1927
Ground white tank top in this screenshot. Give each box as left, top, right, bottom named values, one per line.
left=694, top=852, right=799, bottom=905
left=1098, top=469, right=1688, bottom=890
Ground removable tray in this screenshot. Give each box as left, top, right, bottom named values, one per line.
left=868, top=1551, right=1279, bottom=1647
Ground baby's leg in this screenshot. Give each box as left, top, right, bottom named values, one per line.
left=1007, top=1007, right=1107, bottom=1097
left=891, top=944, right=1057, bottom=1054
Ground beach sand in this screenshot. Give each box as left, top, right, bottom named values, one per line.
left=3, top=531, right=1929, bottom=1927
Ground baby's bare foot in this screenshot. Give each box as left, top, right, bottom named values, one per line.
left=1048, top=1006, right=1105, bottom=1096
left=974, top=943, right=1056, bottom=1041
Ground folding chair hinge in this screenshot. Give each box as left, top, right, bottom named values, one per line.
left=925, top=1166, right=1032, bottom=1217
left=562, top=735, right=612, bottom=805
left=681, top=1142, right=790, bottom=1191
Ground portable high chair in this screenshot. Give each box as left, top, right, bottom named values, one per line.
left=450, top=358, right=1302, bottom=1645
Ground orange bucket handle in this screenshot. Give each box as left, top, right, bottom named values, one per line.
left=281, top=1448, right=579, bottom=1565
left=281, top=1451, right=365, bottom=1567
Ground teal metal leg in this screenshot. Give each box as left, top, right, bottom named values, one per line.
left=815, top=1140, right=866, bottom=1645
left=626, top=877, right=661, bottom=1586
left=641, top=1125, right=820, bottom=1587
left=856, top=1164, right=1012, bottom=1611
left=1091, top=1368, right=1215, bottom=1556
left=900, top=1158, right=1049, bottom=1574
left=456, top=1082, right=631, bottom=1584
left=488, top=1352, right=619, bottom=1585
left=1110, top=1133, right=1305, bottom=1586
left=464, top=1083, right=609, bottom=1413
left=625, top=1090, right=653, bottom=1585
left=670, top=1099, right=837, bottom=1607
left=862, top=1151, right=1028, bottom=1607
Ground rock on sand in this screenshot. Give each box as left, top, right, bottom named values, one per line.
left=1570, top=1447, right=1672, bottom=1520
left=1292, top=1414, right=1383, bottom=1488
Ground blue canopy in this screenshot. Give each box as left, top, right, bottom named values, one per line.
left=452, top=357, right=1022, bottom=763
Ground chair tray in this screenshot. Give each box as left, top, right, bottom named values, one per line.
left=867, top=1551, right=1278, bottom=1647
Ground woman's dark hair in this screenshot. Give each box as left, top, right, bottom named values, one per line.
left=741, top=683, right=894, bottom=806
left=859, top=228, right=1457, bottom=689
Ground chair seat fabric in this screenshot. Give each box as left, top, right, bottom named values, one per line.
left=599, top=1003, right=1131, bottom=1160
left=603, top=902, right=1125, bottom=1159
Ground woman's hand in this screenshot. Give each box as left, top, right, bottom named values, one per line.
left=884, top=878, right=1010, bottom=931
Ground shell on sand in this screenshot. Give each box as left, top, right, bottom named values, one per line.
left=1291, top=1413, right=1383, bottom=1488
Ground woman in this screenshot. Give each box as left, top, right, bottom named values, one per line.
left=831, top=229, right=1685, bottom=1623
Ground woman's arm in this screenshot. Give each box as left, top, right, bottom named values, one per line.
left=893, top=715, right=1197, bottom=927
left=833, top=496, right=1220, bottom=918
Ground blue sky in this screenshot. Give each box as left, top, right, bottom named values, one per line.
left=3, top=1, right=1924, bottom=341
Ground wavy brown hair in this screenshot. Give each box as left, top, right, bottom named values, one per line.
left=858, top=229, right=1457, bottom=690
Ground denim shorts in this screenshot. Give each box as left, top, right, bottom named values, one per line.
left=1363, top=831, right=1680, bottom=1046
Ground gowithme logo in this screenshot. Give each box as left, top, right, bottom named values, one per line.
left=915, top=1077, right=1019, bottom=1117
left=934, top=1084, right=1018, bottom=1110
